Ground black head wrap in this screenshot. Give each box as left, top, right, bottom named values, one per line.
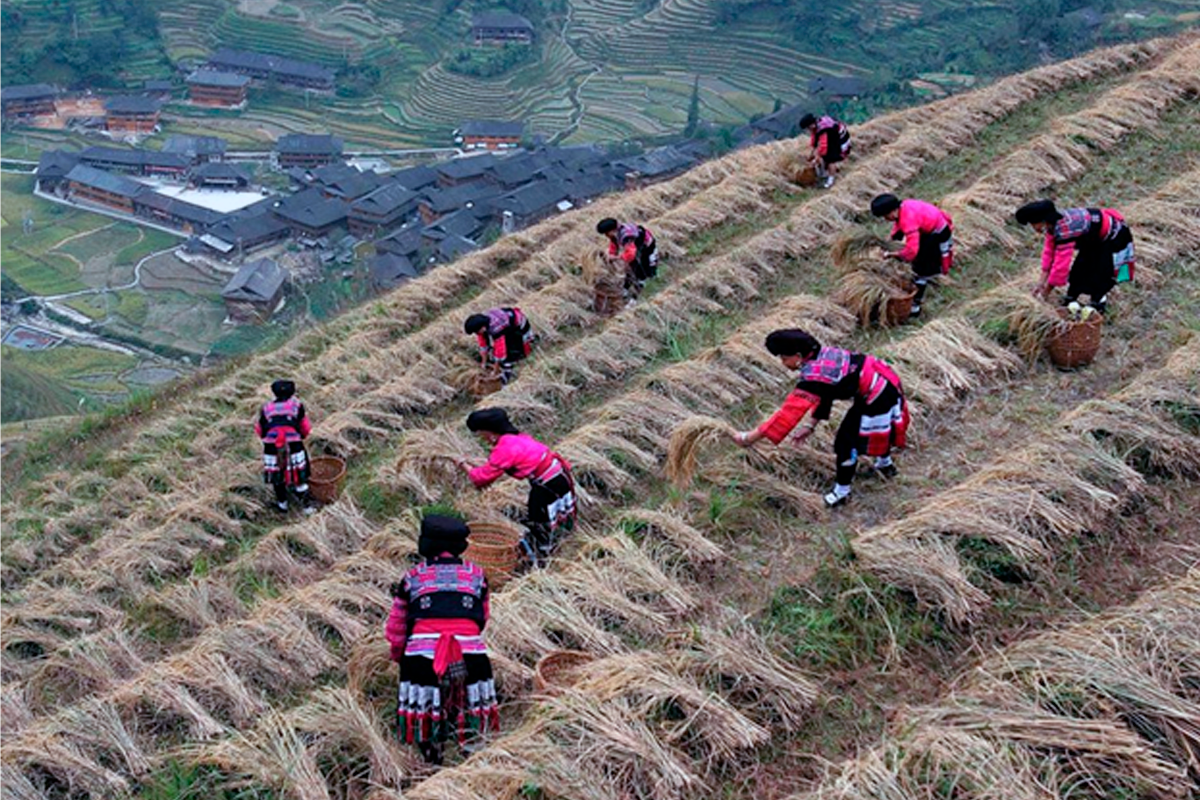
left=765, top=329, right=822, bottom=359
left=464, top=313, right=489, bottom=334
left=271, top=379, right=296, bottom=401
left=1014, top=199, right=1060, bottom=226
left=419, top=514, right=470, bottom=558
left=799, top=112, right=817, bottom=129
left=870, top=194, right=901, bottom=218
left=466, top=407, right=520, bottom=435
left=596, top=217, right=618, bottom=235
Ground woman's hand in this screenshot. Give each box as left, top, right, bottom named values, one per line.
left=731, top=430, right=760, bottom=448
left=789, top=425, right=815, bottom=446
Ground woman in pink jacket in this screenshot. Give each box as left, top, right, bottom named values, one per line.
left=457, top=408, right=576, bottom=565
left=871, top=193, right=954, bottom=319
left=1016, top=199, right=1134, bottom=315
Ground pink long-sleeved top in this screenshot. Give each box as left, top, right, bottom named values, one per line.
left=467, top=432, right=557, bottom=488
left=891, top=199, right=952, bottom=263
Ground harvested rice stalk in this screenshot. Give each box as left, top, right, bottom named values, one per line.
left=620, top=509, right=724, bottom=564
left=967, top=284, right=1064, bottom=362
left=830, top=232, right=895, bottom=275
left=665, top=416, right=738, bottom=487
left=832, top=264, right=914, bottom=327
left=394, top=427, right=482, bottom=492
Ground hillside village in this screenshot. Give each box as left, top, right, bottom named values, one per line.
left=3, top=43, right=817, bottom=364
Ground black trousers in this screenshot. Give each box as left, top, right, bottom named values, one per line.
left=831, top=384, right=900, bottom=486
left=1065, top=227, right=1130, bottom=305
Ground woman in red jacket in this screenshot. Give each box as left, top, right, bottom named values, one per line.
left=731, top=329, right=909, bottom=507
left=386, top=515, right=499, bottom=765
left=871, top=193, right=954, bottom=319
left=254, top=379, right=314, bottom=513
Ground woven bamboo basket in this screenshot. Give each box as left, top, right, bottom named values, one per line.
left=308, top=456, right=346, bottom=503
left=594, top=278, right=625, bottom=316
left=793, top=164, right=819, bottom=187
left=464, top=520, right=524, bottom=589
left=533, top=650, right=594, bottom=694
left=468, top=368, right=504, bottom=398
left=881, top=283, right=917, bottom=327
left=1046, top=308, right=1103, bottom=369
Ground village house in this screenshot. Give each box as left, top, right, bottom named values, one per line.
left=615, top=145, right=696, bottom=190
left=35, top=150, right=82, bottom=193
left=162, top=134, right=228, bottom=164
left=142, top=80, right=175, bottom=100
left=205, top=48, right=336, bottom=91
left=133, top=192, right=223, bottom=233
left=375, top=222, right=423, bottom=262
left=275, top=133, right=344, bottom=170
left=807, top=76, right=868, bottom=100
left=320, top=170, right=386, bottom=202
left=418, top=183, right=501, bottom=225
left=390, top=164, right=439, bottom=194
left=454, top=120, right=524, bottom=151
left=190, top=162, right=252, bottom=190
left=436, top=153, right=497, bottom=187
left=104, top=95, right=162, bottom=134
left=750, top=103, right=806, bottom=139
left=496, top=179, right=571, bottom=229
left=348, top=182, right=419, bottom=238
left=186, top=70, right=250, bottom=108
left=434, top=234, right=480, bottom=263
left=80, top=146, right=190, bottom=179
left=369, top=252, right=420, bottom=291
left=421, top=208, right=487, bottom=248
left=272, top=187, right=349, bottom=238
left=1, top=84, right=57, bottom=120
left=471, top=12, right=534, bottom=45
left=221, top=257, right=286, bottom=322
left=64, top=164, right=145, bottom=213
left=200, top=209, right=291, bottom=259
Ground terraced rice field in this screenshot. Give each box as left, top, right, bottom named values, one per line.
left=2, top=34, right=1199, bottom=800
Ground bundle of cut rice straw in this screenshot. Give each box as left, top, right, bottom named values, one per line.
left=665, top=416, right=738, bottom=487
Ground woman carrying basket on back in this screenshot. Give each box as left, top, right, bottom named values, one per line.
left=456, top=408, right=577, bottom=566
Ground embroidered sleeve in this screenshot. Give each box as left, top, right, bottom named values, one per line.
left=254, top=409, right=265, bottom=438
left=492, top=330, right=509, bottom=362
left=816, top=129, right=829, bottom=157
left=757, top=389, right=819, bottom=444
left=297, top=405, right=312, bottom=438
left=619, top=241, right=638, bottom=263
left=477, top=332, right=490, bottom=359
left=895, top=215, right=921, bottom=262
left=385, top=594, right=408, bottom=662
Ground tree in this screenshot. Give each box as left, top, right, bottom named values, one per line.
left=683, top=76, right=700, bottom=137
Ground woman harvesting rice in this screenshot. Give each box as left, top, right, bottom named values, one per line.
left=730, top=329, right=910, bottom=508
left=456, top=408, right=577, bottom=565
left=386, top=515, right=499, bottom=765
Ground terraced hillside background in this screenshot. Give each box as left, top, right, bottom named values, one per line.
left=3, top=33, right=1199, bottom=800
left=3, top=0, right=1195, bottom=148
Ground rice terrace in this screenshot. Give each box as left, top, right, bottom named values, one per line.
left=3, top=30, right=1200, bottom=800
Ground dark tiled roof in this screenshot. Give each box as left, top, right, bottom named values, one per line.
left=105, top=95, right=162, bottom=114
left=497, top=179, right=568, bottom=216
left=2, top=84, right=57, bottom=102
left=143, top=80, right=174, bottom=92
left=135, top=192, right=224, bottom=226
left=192, top=162, right=251, bottom=182
left=186, top=69, right=251, bottom=88
left=310, top=163, right=359, bottom=185
left=273, top=187, right=349, bottom=228
left=750, top=103, right=806, bottom=138
left=37, top=150, right=81, bottom=179
left=323, top=170, right=385, bottom=200
left=615, top=145, right=696, bottom=177
left=81, top=146, right=190, bottom=171
left=222, top=257, right=285, bottom=302
left=207, top=48, right=335, bottom=83
left=421, top=183, right=501, bottom=214
left=370, top=253, right=419, bottom=285
left=162, top=135, right=228, bottom=157
left=65, top=164, right=145, bottom=198
left=563, top=170, right=622, bottom=201
left=487, top=152, right=549, bottom=187
left=391, top=164, right=439, bottom=192
left=457, top=120, right=524, bottom=139
left=807, top=76, right=867, bottom=96
left=376, top=223, right=423, bottom=257
left=425, top=208, right=485, bottom=240
left=437, top=234, right=480, bottom=261
left=353, top=182, right=418, bottom=216
left=471, top=12, right=533, bottom=30
left=276, top=133, right=344, bottom=155
left=208, top=210, right=290, bottom=244
left=436, top=153, right=498, bottom=181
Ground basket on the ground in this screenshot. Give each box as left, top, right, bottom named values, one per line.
left=793, top=164, right=819, bottom=187
left=1046, top=308, right=1103, bottom=369
left=533, top=650, right=594, bottom=694
left=593, top=278, right=624, bottom=317
left=468, top=368, right=504, bottom=398
left=882, top=284, right=917, bottom=327
left=464, top=520, right=524, bottom=589
left=308, top=455, right=346, bottom=503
